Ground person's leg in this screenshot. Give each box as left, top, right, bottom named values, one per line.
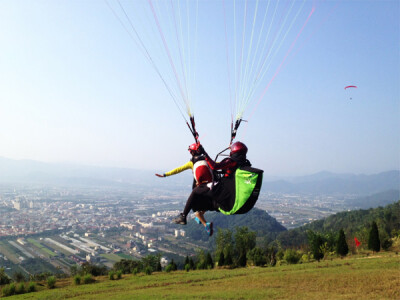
left=194, top=211, right=213, bottom=236
left=182, top=190, right=198, bottom=217
left=195, top=211, right=207, bottom=226
left=174, top=186, right=207, bottom=224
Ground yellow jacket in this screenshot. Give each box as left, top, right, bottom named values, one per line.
left=164, top=161, right=193, bottom=176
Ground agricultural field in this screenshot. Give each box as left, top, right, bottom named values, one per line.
left=99, top=253, right=122, bottom=263
left=26, top=238, right=57, bottom=257
left=0, top=241, right=21, bottom=264
left=4, top=252, right=399, bottom=299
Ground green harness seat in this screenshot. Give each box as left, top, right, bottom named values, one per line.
left=218, top=166, right=263, bottom=215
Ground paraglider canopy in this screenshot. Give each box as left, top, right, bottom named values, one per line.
left=344, top=85, right=357, bottom=100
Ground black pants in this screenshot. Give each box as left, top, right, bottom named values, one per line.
left=183, top=184, right=215, bottom=216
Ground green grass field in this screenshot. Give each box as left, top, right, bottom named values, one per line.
left=4, top=252, right=400, bottom=299
left=116, top=253, right=135, bottom=260
left=26, top=238, right=57, bottom=257
left=100, top=253, right=123, bottom=263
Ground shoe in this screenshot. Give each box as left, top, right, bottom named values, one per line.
left=194, top=217, right=201, bottom=224
left=172, top=213, right=187, bottom=225
left=205, top=222, right=213, bottom=236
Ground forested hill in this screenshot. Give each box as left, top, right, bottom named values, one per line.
left=275, top=201, right=400, bottom=248
left=185, top=208, right=287, bottom=243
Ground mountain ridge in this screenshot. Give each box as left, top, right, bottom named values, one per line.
left=0, top=156, right=398, bottom=195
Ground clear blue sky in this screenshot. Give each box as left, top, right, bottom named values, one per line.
left=0, top=0, right=398, bottom=176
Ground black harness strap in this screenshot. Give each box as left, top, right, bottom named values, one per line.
left=187, top=116, right=199, bottom=143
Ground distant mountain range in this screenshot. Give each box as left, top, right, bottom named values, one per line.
left=0, top=157, right=398, bottom=196
left=263, top=170, right=399, bottom=195
left=0, top=156, right=182, bottom=188
left=345, top=189, right=400, bottom=209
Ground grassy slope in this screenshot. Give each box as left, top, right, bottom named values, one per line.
left=7, top=253, right=400, bottom=300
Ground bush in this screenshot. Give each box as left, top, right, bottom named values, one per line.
left=2, top=284, right=12, bottom=297
left=300, top=253, right=311, bottom=263
left=74, top=275, right=81, bottom=285
left=108, top=271, right=115, bottom=280
left=184, top=264, right=190, bottom=272
left=132, top=268, right=139, bottom=275
left=382, top=238, right=393, bottom=251
left=80, top=262, right=107, bottom=276
left=116, top=270, right=123, bottom=280
left=9, top=283, right=16, bottom=295
left=165, top=265, right=172, bottom=273
left=144, top=266, right=152, bottom=275
left=283, top=249, right=301, bottom=264
left=28, top=282, right=36, bottom=292
left=83, top=274, right=94, bottom=284
left=247, top=247, right=267, bottom=266
left=196, top=262, right=205, bottom=270
left=47, top=276, right=56, bottom=289
left=16, top=282, right=25, bottom=294
left=276, top=249, right=284, bottom=261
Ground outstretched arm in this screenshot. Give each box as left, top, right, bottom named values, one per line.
left=163, top=161, right=193, bottom=177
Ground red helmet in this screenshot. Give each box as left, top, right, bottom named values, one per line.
left=230, top=141, right=247, bottom=156
left=188, top=143, right=199, bottom=154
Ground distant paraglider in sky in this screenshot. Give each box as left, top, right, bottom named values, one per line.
left=344, top=85, right=357, bottom=100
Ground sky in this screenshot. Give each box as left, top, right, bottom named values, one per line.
left=0, top=0, right=399, bottom=177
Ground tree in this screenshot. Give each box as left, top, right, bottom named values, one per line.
left=81, top=262, right=107, bottom=276
left=368, top=221, right=381, bottom=252
left=224, top=251, right=233, bottom=266
left=141, top=254, right=162, bottom=272
left=217, top=252, right=225, bottom=267
left=215, top=228, right=233, bottom=261
left=283, top=249, right=301, bottom=264
left=156, top=261, right=162, bottom=272
left=69, top=265, right=79, bottom=276
left=195, top=250, right=207, bottom=270
left=336, top=229, right=349, bottom=257
left=0, top=267, right=11, bottom=285
left=12, top=271, right=26, bottom=283
left=205, top=252, right=213, bottom=269
left=265, top=246, right=277, bottom=266
left=247, top=247, right=266, bottom=266
left=307, top=230, right=325, bottom=261
left=189, top=257, right=195, bottom=270
left=170, top=259, right=177, bottom=271
left=234, top=227, right=256, bottom=267
left=113, top=259, right=142, bottom=274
